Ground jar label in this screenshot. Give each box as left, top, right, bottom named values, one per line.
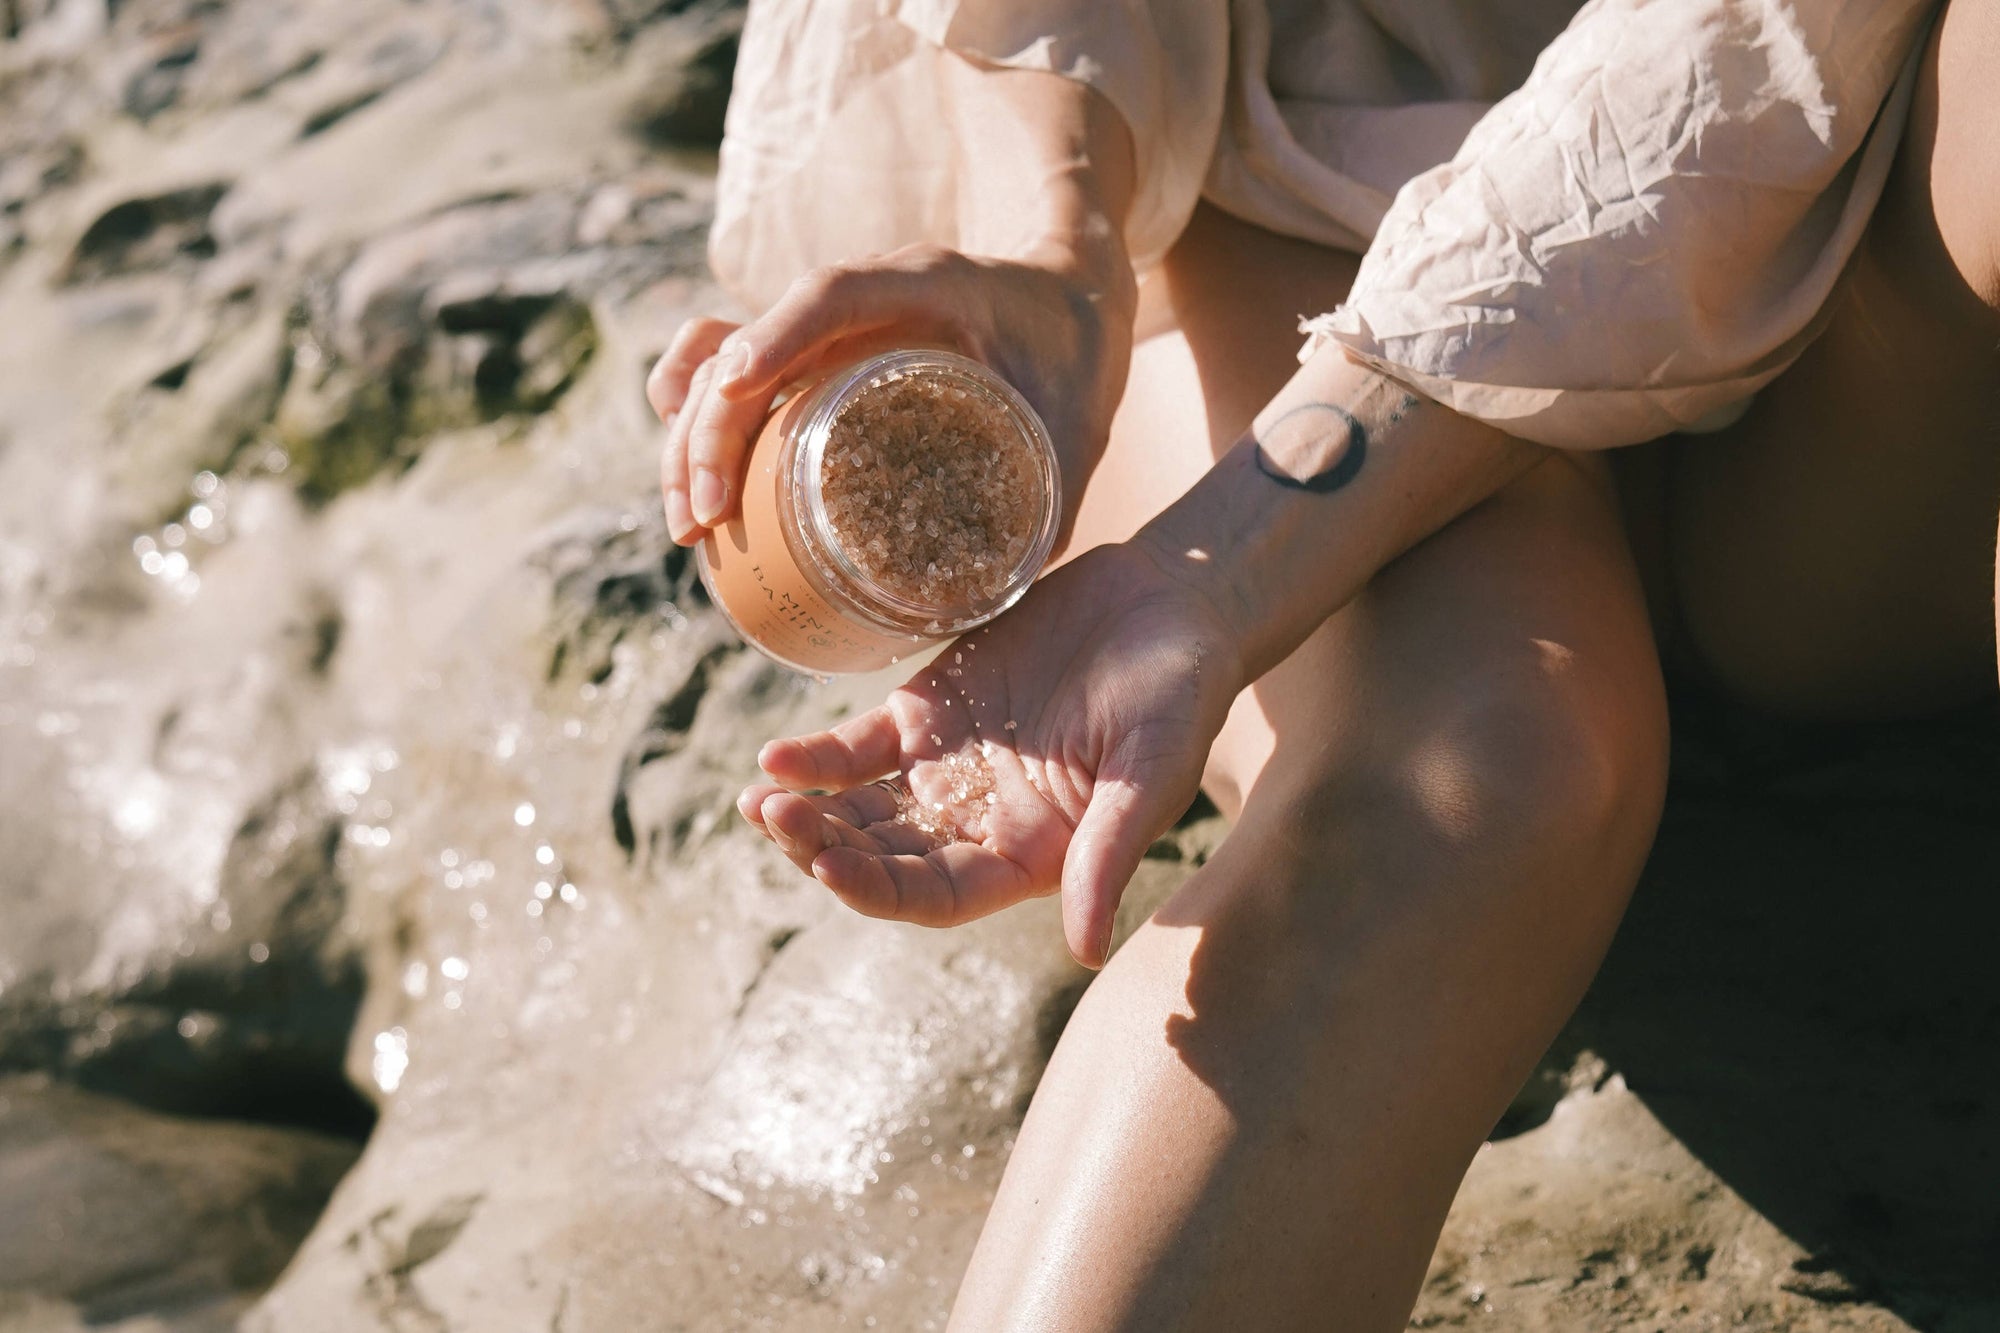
left=700, top=395, right=918, bottom=675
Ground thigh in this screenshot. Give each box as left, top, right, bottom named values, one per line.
left=1664, top=0, right=2000, bottom=718
left=1063, top=203, right=1363, bottom=561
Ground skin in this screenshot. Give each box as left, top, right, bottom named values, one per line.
left=652, top=6, right=2000, bottom=1327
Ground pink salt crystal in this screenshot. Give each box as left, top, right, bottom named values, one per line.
left=817, top=373, right=1041, bottom=610
left=886, top=749, right=999, bottom=848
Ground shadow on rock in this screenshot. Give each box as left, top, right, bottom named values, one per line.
left=1569, top=693, right=2000, bottom=1328
left=0, top=1073, right=361, bottom=1329
left=0, top=767, right=376, bottom=1141
left=58, top=183, right=228, bottom=285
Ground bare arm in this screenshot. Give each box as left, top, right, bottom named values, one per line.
left=1138, top=349, right=1545, bottom=685
left=940, top=55, right=1136, bottom=303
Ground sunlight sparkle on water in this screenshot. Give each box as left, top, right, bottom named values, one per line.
left=372, top=1027, right=409, bottom=1093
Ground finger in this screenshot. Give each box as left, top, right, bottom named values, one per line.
left=737, top=781, right=784, bottom=828
left=761, top=792, right=850, bottom=874
left=645, top=317, right=736, bottom=421
left=659, top=357, right=717, bottom=545
left=741, top=779, right=905, bottom=839
left=759, top=707, right=903, bottom=791
left=764, top=786, right=923, bottom=854
left=812, top=841, right=1037, bottom=927
left=1059, top=747, right=1191, bottom=970
left=719, top=254, right=964, bottom=403
left=777, top=809, right=944, bottom=877
left=818, top=782, right=905, bottom=829
left=685, top=340, right=774, bottom=528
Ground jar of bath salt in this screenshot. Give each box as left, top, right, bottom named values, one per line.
left=697, top=349, right=1060, bottom=675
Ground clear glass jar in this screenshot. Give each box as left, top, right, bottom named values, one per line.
left=697, top=349, right=1060, bottom=675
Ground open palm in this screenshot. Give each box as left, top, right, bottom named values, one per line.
left=740, top=541, right=1243, bottom=968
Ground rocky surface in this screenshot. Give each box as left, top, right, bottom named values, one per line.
left=2, top=2, right=1997, bottom=1330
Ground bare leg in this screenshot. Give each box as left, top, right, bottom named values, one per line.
left=949, top=206, right=1669, bottom=1331
left=1667, top=0, right=2000, bottom=714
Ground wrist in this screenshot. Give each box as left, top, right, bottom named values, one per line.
left=1020, top=218, right=1137, bottom=319
left=939, top=52, right=1137, bottom=315
left=1129, top=350, right=1538, bottom=685
left=1127, top=522, right=1262, bottom=695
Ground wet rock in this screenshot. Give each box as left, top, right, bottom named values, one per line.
left=0, top=0, right=68, bottom=44
left=58, top=183, right=227, bottom=285
left=624, top=7, right=743, bottom=148
left=537, top=499, right=704, bottom=680
left=115, top=26, right=202, bottom=122
left=573, top=0, right=743, bottom=45
left=268, top=185, right=701, bottom=502
left=0, top=1074, right=358, bottom=1330
left=0, top=142, right=84, bottom=218
left=108, top=307, right=292, bottom=519
left=0, top=762, right=371, bottom=1136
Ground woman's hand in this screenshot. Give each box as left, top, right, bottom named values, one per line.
left=647, top=236, right=1137, bottom=547
left=738, top=538, right=1242, bottom=969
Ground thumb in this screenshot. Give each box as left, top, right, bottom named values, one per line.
left=1059, top=746, right=1192, bottom=970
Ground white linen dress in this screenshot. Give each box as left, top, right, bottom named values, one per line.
left=710, top=0, right=1940, bottom=449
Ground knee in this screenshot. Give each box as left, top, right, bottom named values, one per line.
left=1390, top=665, right=1666, bottom=867
left=1188, top=655, right=1666, bottom=1014
left=1267, top=652, right=1668, bottom=908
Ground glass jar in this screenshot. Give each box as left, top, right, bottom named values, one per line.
left=697, top=349, right=1060, bottom=675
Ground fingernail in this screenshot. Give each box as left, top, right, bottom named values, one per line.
left=770, top=825, right=797, bottom=855
left=665, top=488, right=695, bottom=543
left=1094, top=916, right=1117, bottom=968
left=691, top=468, right=727, bottom=525
left=716, top=340, right=751, bottom=391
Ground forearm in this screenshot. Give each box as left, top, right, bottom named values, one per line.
left=940, top=54, right=1136, bottom=290
left=1137, top=348, right=1545, bottom=684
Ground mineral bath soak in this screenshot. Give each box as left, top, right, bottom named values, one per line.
left=698, top=349, right=1060, bottom=675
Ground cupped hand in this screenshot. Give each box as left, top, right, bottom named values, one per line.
left=647, top=239, right=1136, bottom=547
left=738, top=539, right=1242, bottom=969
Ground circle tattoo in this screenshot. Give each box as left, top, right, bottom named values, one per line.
left=1251, top=402, right=1368, bottom=494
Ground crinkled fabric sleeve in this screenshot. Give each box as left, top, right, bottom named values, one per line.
left=709, top=0, right=1228, bottom=313
left=1303, top=0, right=1940, bottom=449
